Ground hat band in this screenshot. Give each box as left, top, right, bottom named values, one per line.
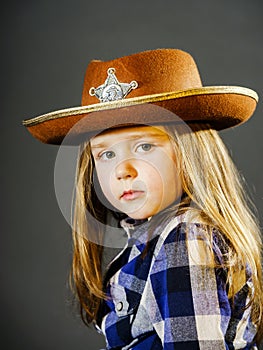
left=23, top=86, right=258, bottom=127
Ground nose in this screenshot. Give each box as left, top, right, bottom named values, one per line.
left=115, top=160, right=138, bottom=180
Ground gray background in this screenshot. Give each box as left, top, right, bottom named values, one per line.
left=1, top=0, right=263, bottom=349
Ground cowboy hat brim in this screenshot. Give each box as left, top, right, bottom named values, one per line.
left=22, top=86, right=258, bottom=145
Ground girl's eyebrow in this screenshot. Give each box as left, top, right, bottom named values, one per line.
left=91, top=131, right=167, bottom=149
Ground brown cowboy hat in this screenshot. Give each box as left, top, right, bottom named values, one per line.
left=22, top=48, right=258, bottom=144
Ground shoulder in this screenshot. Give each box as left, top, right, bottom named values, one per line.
left=153, top=213, right=210, bottom=249
left=152, top=214, right=228, bottom=267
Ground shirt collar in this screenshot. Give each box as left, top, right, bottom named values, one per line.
left=120, top=217, right=152, bottom=246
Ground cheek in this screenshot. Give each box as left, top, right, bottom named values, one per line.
left=144, top=167, right=163, bottom=190
left=94, top=164, right=116, bottom=202
left=144, top=156, right=172, bottom=183
left=148, top=158, right=181, bottom=200
left=137, top=162, right=166, bottom=199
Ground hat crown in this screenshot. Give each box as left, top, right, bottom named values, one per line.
left=23, top=48, right=258, bottom=144
left=82, top=49, right=202, bottom=106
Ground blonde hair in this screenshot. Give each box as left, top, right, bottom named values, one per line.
left=71, top=123, right=263, bottom=342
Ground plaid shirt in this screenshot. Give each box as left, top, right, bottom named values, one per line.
left=96, top=214, right=258, bottom=349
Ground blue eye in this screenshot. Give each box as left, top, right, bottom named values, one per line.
left=100, top=150, right=116, bottom=160
left=137, top=143, right=153, bottom=152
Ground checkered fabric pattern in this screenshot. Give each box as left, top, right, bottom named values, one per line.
left=95, top=214, right=258, bottom=349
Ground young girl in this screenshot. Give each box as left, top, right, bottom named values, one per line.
left=23, top=49, right=263, bottom=349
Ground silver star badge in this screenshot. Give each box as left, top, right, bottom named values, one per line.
left=89, top=68, right=138, bottom=103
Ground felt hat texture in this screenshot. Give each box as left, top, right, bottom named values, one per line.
left=23, top=48, right=258, bottom=144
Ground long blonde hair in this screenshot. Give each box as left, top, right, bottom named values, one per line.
left=71, top=123, right=263, bottom=342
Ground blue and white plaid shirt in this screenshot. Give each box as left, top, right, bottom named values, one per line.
left=96, top=214, right=258, bottom=349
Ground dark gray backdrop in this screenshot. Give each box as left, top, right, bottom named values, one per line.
left=1, top=0, right=263, bottom=349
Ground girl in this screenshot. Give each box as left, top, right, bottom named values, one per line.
left=23, top=49, right=263, bottom=349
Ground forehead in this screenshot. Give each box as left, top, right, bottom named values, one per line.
left=90, top=125, right=169, bottom=148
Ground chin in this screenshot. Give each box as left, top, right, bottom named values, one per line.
left=125, top=210, right=156, bottom=220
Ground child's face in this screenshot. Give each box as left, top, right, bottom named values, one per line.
left=90, top=125, right=182, bottom=220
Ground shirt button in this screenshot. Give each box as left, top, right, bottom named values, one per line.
left=116, top=301, right=123, bottom=311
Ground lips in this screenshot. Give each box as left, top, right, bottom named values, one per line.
left=120, top=190, right=145, bottom=201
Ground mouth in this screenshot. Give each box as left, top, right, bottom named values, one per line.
left=120, top=190, right=145, bottom=201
